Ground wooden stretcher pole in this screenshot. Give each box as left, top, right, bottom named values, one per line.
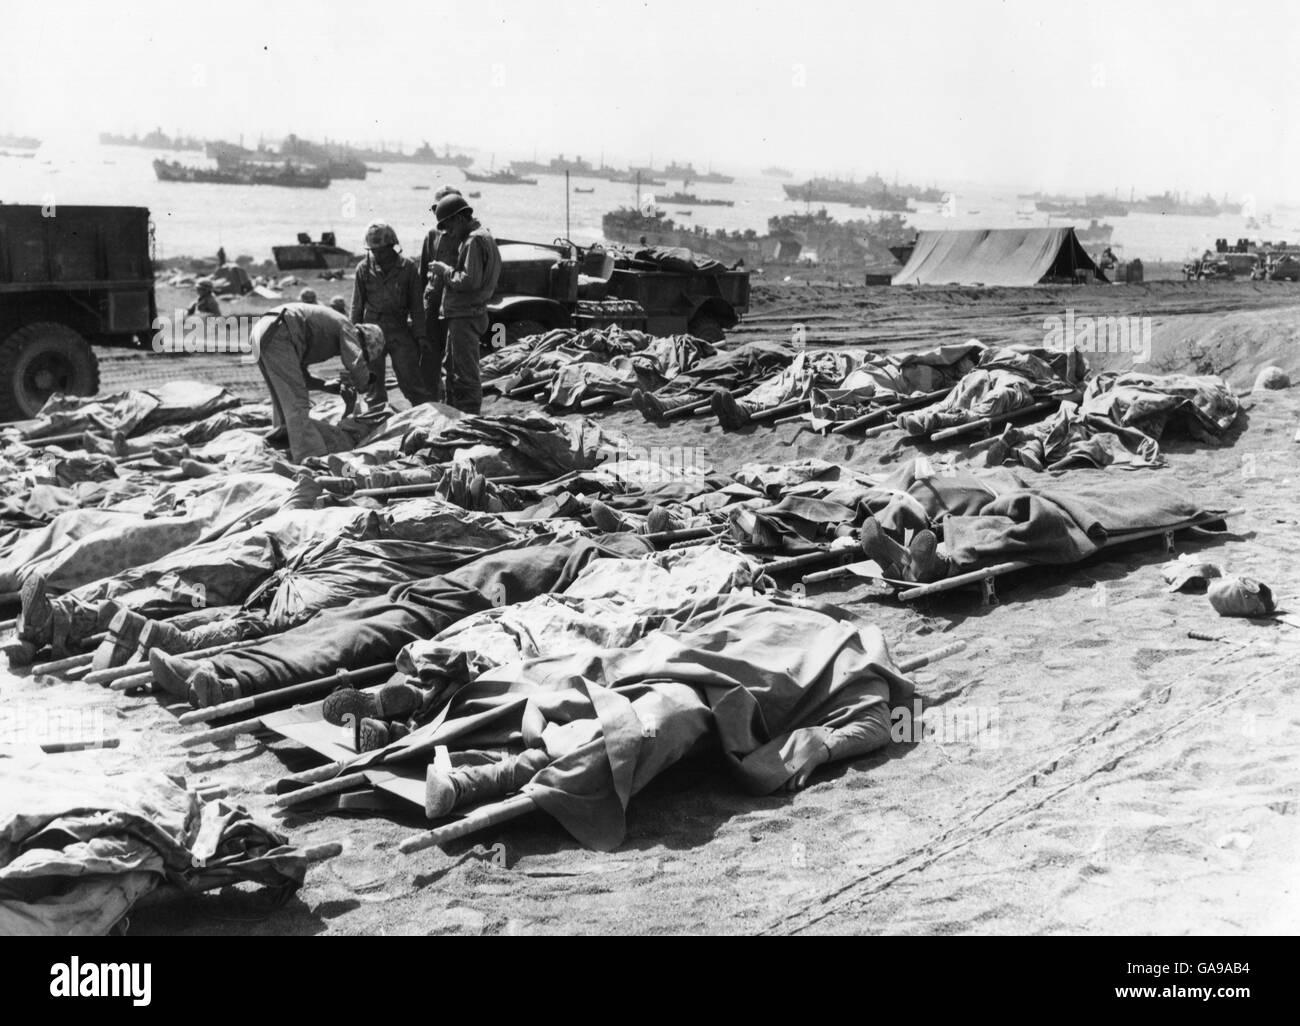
left=270, top=772, right=372, bottom=809
left=29, top=651, right=95, bottom=675
left=398, top=794, right=538, bottom=854
left=86, top=632, right=275, bottom=686
left=802, top=559, right=879, bottom=585
left=23, top=432, right=92, bottom=448
left=829, top=388, right=953, bottom=436
left=642, top=526, right=718, bottom=546
left=178, top=662, right=397, bottom=726
left=575, top=394, right=624, bottom=411
left=746, top=398, right=810, bottom=424
left=111, top=669, right=156, bottom=691
left=929, top=399, right=1059, bottom=442
left=264, top=760, right=353, bottom=793
left=763, top=548, right=853, bottom=575
left=897, top=639, right=967, bottom=672
left=895, top=509, right=1245, bottom=603
left=661, top=395, right=714, bottom=420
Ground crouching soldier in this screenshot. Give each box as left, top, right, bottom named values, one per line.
left=252, top=302, right=386, bottom=462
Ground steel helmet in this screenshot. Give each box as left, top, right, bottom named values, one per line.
left=364, top=221, right=399, bottom=249
left=196, top=278, right=213, bottom=293
left=434, top=193, right=472, bottom=228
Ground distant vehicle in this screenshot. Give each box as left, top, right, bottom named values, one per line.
left=461, top=167, right=538, bottom=185
left=272, top=232, right=357, bottom=272
left=1268, top=254, right=1300, bottom=281
left=0, top=205, right=156, bottom=418
left=487, top=239, right=750, bottom=344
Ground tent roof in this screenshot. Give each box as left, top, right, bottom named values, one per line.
left=891, top=227, right=1104, bottom=287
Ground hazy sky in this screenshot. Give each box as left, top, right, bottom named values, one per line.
left=4, top=0, right=1298, bottom=202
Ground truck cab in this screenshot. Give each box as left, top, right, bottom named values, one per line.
left=487, top=239, right=749, bottom=345
left=0, top=205, right=156, bottom=418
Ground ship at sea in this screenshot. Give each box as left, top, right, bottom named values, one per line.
left=99, top=128, right=202, bottom=151
left=461, top=166, right=538, bottom=185
left=600, top=205, right=914, bottom=268
left=0, top=133, right=41, bottom=150
left=762, top=166, right=793, bottom=178
left=1036, top=194, right=1129, bottom=218
left=658, top=192, right=734, bottom=207
left=152, top=158, right=330, bottom=189
left=278, top=135, right=369, bottom=179
left=207, top=137, right=367, bottom=180
left=663, top=161, right=735, bottom=184
left=783, top=176, right=912, bottom=212
left=408, top=142, right=474, bottom=167
left=512, top=154, right=606, bottom=178
left=1126, top=191, right=1230, bottom=217
left=606, top=168, right=667, bottom=186
left=333, top=141, right=472, bottom=166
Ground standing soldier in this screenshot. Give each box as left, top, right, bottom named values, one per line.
left=426, top=194, right=501, bottom=414
left=351, top=221, right=436, bottom=407
left=418, top=185, right=464, bottom=402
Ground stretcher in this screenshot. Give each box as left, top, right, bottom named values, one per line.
left=802, top=509, right=1243, bottom=606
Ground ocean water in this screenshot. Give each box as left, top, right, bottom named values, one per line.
left=1, top=142, right=1285, bottom=265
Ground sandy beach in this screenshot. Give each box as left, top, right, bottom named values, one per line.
left=3, top=274, right=1296, bottom=935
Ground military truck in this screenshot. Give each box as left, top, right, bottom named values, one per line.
left=0, top=205, right=156, bottom=419
left=488, top=240, right=749, bottom=345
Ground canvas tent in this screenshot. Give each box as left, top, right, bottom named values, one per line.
left=892, top=228, right=1106, bottom=287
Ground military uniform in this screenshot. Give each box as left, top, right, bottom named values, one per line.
left=435, top=221, right=501, bottom=414
left=351, top=254, right=435, bottom=406
left=254, top=303, right=376, bottom=462
left=419, top=227, right=460, bottom=402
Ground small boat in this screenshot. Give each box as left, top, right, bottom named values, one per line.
left=412, top=185, right=430, bottom=191
left=574, top=186, right=595, bottom=194
left=468, top=191, right=481, bottom=198
left=659, top=191, right=734, bottom=207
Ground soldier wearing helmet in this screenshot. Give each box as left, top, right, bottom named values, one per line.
left=351, top=220, right=436, bottom=407
left=251, top=302, right=386, bottom=462
left=426, top=193, right=501, bottom=414
left=186, top=279, right=222, bottom=317
left=417, top=185, right=464, bottom=401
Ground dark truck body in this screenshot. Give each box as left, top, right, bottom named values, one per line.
left=0, top=204, right=156, bottom=418
left=487, top=240, right=750, bottom=344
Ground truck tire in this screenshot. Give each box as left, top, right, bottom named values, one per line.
left=687, top=315, right=726, bottom=343
left=0, top=322, right=101, bottom=420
